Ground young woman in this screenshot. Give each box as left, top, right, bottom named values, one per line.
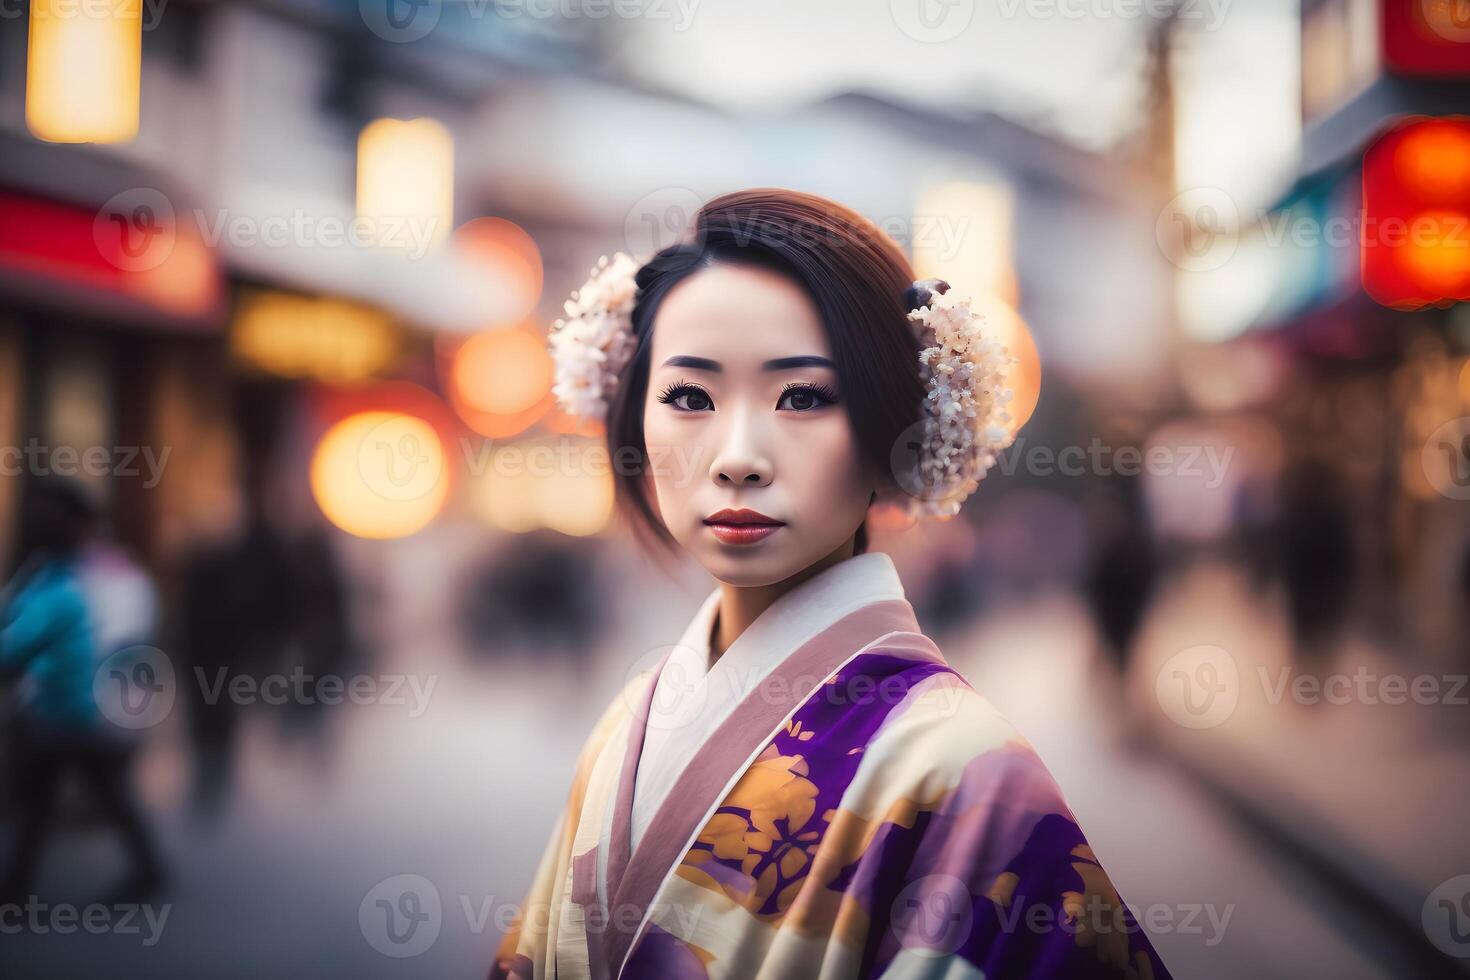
left=490, top=190, right=1173, bottom=980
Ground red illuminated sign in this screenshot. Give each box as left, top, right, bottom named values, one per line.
left=1361, top=116, right=1470, bottom=309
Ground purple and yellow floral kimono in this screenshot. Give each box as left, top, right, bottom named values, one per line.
left=491, top=552, right=1173, bottom=980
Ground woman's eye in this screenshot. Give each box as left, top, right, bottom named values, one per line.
left=657, top=383, right=714, bottom=412
left=777, top=383, right=839, bottom=412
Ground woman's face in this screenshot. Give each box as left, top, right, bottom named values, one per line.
left=641, top=263, right=875, bottom=588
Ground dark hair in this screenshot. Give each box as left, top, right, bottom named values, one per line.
left=605, top=188, right=927, bottom=555
left=11, top=475, right=97, bottom=574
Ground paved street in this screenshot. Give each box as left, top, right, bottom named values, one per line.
left=1, top=566, right=1421, bottom=979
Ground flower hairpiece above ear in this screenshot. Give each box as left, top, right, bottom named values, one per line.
left=897, top=278, right=1019, bottom=519
left=549, top=252, right=642, bottom=422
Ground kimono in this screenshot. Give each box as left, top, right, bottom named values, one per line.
left=490, top=552, right=1174, bottom=980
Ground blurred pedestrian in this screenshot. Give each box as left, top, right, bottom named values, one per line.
left=1083, top=476, right=1157, bottom=673
left=178, top=499, right=294, bottom=819
left=275, top=528, right=354, bottom=765
left=1278, top=459, right=1354, bottom=667
left=0, top=477, right=165, bottom=903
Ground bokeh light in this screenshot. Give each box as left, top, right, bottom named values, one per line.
left=454, top=217, right=544, bottom=327
left=233, top=292, right=398, bottom=382
left=467, top=437, right=615, bottom=537
left=1394, top=118, right=1470, bottom=203
left=443, top=327, right=556, bottom=438
left=451, top=328, right=553, bottom=416
left=912, top=179, right=1019, bottom=308
left=356, top=117, right=455, bottom=253
left=26, top=0, right=141, bottom=142
left=310, top=411, right=450, bottom=539
left=983, top=296, right=1042, bottom=434
left=1397, top=209, right=1470, bottom=296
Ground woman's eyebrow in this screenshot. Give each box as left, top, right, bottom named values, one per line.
left=762, top=355, right=835, bottom=371
left=659, top=354, right=836, bottom=371
left=662, top=355, right=722, bottom=371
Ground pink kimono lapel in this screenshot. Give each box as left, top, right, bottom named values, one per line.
left=599, top=645, right=668, bottom=947
left=599, top=596, right=935, bottom=978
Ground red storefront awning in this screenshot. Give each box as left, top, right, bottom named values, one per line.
left=0, top=187, right=224, bottom=332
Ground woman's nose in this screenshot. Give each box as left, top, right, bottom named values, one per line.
left=708, top=406, right=773, bottom=488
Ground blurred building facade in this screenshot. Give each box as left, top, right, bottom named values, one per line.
left=1138, top=4, right=1470, bottom=973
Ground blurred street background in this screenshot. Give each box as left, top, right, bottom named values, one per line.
left=1, top=1, right=1469, bottom=977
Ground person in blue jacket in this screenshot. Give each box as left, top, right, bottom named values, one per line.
left=0, top=477, right=164, bottom=902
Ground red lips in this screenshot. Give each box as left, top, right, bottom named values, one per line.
left=703, top=508, right=785, bottom=545
left=704, top=508, right=784, bottom=526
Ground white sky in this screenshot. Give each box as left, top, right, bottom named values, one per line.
left=608, top=0, right=1302, bottom=201
left=611, top=0, right=1149, bottom=148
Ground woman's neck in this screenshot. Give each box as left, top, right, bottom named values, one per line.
left=708, top=534, right=859, bottom=663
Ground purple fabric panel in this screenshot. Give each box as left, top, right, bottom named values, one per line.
left=618, top=922, right=713, bottom=979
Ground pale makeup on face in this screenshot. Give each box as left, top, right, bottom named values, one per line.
left=642, top=263, right=877, bottom=617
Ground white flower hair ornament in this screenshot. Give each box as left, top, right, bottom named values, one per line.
left=547, top=258, right=1019, bottom=520
left=898, top=278, right=1019, bottom=520
left=548, top=252, right=643, bottom=422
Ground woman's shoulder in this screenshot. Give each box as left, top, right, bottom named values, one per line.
left=849, top=658, right=1076, bottom=819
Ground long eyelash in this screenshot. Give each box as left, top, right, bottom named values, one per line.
left=656, top=380, right=708, bottom=404
left=781, top=381, right=840, bottom=405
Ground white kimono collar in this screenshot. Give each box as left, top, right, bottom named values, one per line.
left=677, top=549, right=907, bottom=675
left=629, top=550, right=908, bottom=850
